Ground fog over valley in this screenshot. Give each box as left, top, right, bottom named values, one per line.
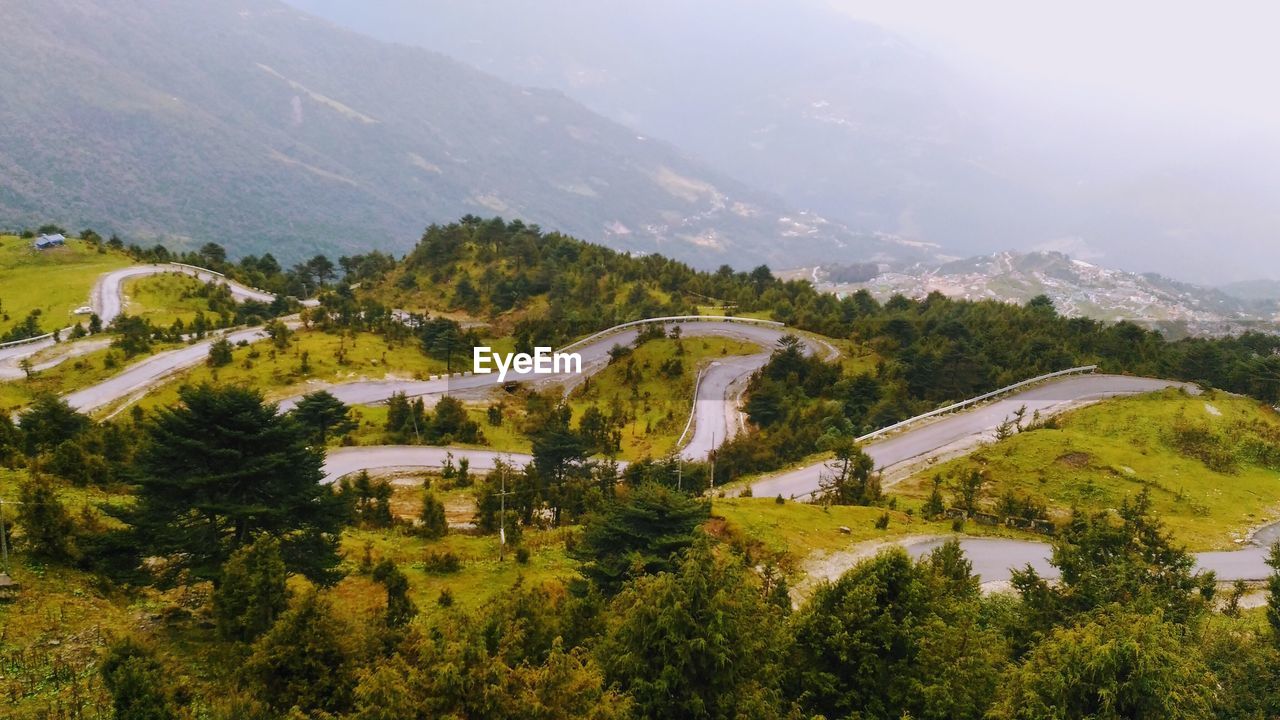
left=289, top=0, right=1280, bottom=286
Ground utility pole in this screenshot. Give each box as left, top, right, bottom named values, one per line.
left=676, top=456, right=683, bottom=492
left=0, top=497, right=12, bottom=574
left=709, top=433, right=716, bottom=495
left=499, top=464, right=506, bottom=561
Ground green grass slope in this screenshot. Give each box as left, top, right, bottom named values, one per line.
left=895, top=389, right=1280, bottom=550
left=0, top=235, right=130, bottom=337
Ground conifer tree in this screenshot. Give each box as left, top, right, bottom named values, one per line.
left=600, top=541, right=789, bottom=718
left=122, top=384, right=345, bottom=586
left=291, top=390, right=356, bottom=444
left=1265, top=541, right=1280, bottom=640
left=16, top=473, right=77, bottom=562
left=19, top=393, right=90, bottom=456
left=578, top=483, right=708, bottom=594
left=372, top=559, right=417, bottom=628
left=206, top=336, right=233, bottom=367
left=100, top=638, right=176, bottom=720
left=418, top=490, right=448, bottom=539
left=242, top=590, right=356, bottom=715
left=214, top=536, right=289, bottom=642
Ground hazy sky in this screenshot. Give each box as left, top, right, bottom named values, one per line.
left=831, top=0, right=1280, bottom=139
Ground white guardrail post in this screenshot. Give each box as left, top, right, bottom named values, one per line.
left=854, top=365, right=1099, bottom=444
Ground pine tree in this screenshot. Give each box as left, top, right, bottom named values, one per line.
left=16, top=474, right=78, bottom=562
left=372, top=559, right=417, bottom=628
left=242, top=590, right=356, bottom=715
left=1266, top=541, right=1280, bottom=640
left=924, top=474, right=947, bottom=518
left=418, top=490, right=448, bottom=539
left=214, top=536, right=289, bottom=642
left=816, top=433, right=879, bottom=506
left=121, top=384, right=345, bottom=586
left=600, top=540, right=789, bottom=718
left=578, top=483, right=709, bottom=594
left=19, top=393, right=90, bottom=456
left=291, top=390, right=357, bottom=444
left=206, top=336, right=233, bottom=367
left=100, top=638, right=176, bottom=720
left=340, top=471, right=394, bottom=528
left=988, top=611, right=1214, bottom=720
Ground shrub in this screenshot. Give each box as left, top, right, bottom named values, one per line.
left=423, top=550, right=461, bottom=574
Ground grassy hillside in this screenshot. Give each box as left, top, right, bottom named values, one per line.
left=123, top=272, right=218, bottom=328
left=0, top=234, right=129, bottom=337
left=132, top=329, right=454, bottom=412
left=894, top=389, right=1280, bottom=550
left=569, top=335, right=761, bottom=458
left=0, top=467, right=578, bottom=717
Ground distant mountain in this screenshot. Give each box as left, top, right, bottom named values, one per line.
left=1220, top=279, right=1280, bottom=302
left=792, top=251, right=1280, bottom=334
left=0, top=0, right=917, bottom=269
left=286, top=0, right=1280, bottom=285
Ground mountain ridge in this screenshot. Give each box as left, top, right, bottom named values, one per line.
left=791, top=250, right=1280, bottom=335
left=0, top=0, right=918, bottom=270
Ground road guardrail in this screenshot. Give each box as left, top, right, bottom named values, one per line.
left=0, top=331, right=59, bottom=350
left=854, top=365, right=1099, bottom=444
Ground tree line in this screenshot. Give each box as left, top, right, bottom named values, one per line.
left=7, top=383, right=1280, bottom=718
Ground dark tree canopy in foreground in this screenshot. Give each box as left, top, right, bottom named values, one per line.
left=119, top=384, right=345, bottom=586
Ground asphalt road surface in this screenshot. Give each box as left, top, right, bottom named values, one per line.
left=32, top=265, right=1278, bottom=580
left=93, top=264, right=275, bottom=325
left=679, top=352, right=767, bottom=461
left=902, top=535, right=1279, bottom=583
left=276, top=320, right=816, bottom=431
left=749, top=374, right=1193, bottom=500
left=1, top=264, right=277, bottom=380
left=63, top=325, right=274, bottom=413
left=323, top=446, right=537, bottom=484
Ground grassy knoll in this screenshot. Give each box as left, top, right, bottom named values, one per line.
left=341, top=403, right=532, bottom=454
left=122, top=272, right=215, bottom=327
left=133, top=329, right=455, bottom=411
left=894, top=388, right=1280, bottom=550
left=0, top=342, right=185, bottom=415
left=569, top=335, right=760, bottom=459
left=0, top=235, right=131, bottom=338
left=711, top=496, right=1024, bottom=573
left=338, top=525, right=576, bottom=624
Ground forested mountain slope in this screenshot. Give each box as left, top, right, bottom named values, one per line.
left=0, top=0, right=906, bottom=268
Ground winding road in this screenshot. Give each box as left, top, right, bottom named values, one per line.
left=749, top=374, right=1195, bottom=500
left=901, top=535, right=1277, bottom=583
left=92, top=264, right=276, bottom=326
left=1, top=264, right=281, bottom=382
left=277, top=320, right=818, bottom=462
left=11, top=263, right=1278, bottom=582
